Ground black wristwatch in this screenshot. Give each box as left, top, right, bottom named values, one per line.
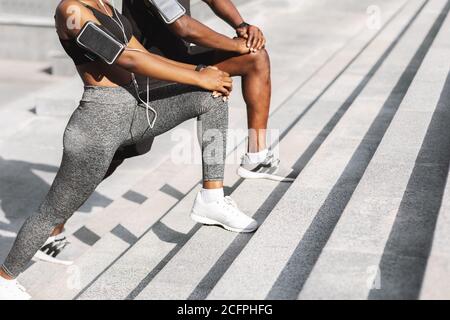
left=236, top=22, right=250, bottom=29
left=195, top=64, right=207, bottom=72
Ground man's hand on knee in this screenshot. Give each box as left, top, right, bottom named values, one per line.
left=236, top=23, right=266, bottom=52
left=232, top=37, right=251, bottom=55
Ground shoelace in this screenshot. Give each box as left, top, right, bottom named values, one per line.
left=222, top=197, right=242, bottom=216
left=54, top=237, right=69, bottom=253
left=224, top=196, right=238, bottom=208
left=264, top=152, right=281, bottom=168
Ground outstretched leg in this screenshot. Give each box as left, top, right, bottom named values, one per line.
left=1, top=92, right=132, bottom=278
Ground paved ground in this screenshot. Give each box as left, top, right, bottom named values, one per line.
left=1, top=0, right=450, bottom=300
left=0, top=60, right=62, bottom=107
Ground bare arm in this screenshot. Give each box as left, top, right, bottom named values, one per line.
left=169, top=15, right=249, bottom=54
left=202, top=0, right=244, bottom=29
left=126, top=36, right=196, bottom=71
left=120, top=37, right=231, bottom=94
left=202, top=0, right=266, bottom=51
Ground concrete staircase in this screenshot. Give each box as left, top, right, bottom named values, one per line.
left=11, top=0, right=450, bottom=300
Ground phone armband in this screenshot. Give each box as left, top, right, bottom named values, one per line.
left=76, top=21, right=125, bottom=65
left=148, top=0, right=186, bottom=24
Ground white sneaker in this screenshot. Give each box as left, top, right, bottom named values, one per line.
left=238, top=150, right=295, bottom=182
left=0, top=277, right=31, bottom=300
left=191, top=193, right=258, bottom=233
left=33, top=235, right=73, bottom=266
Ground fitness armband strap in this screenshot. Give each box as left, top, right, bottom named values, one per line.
left=76, top=21, right=126, bottom=65
left=146, top=0, right=186, bottom=24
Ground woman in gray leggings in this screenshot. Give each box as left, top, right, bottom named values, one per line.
left=0, top=0, right=257, bottom=300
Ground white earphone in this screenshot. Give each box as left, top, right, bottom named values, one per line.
left=97, top=0, right=158, bottom=128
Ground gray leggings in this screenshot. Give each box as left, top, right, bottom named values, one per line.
left=2, top=83, right=228, bottom=278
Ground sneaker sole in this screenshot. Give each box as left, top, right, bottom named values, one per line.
left=190, top=212, right=258, bottom=233
left=237, top=166, right=295, bottom=182
left=33, top=250, right=73, bottom=266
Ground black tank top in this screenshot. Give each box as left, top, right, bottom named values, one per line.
left=59, top=3, right=133, bottom=65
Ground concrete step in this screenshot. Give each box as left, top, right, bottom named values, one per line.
left=208, top=0, right=440, bottom=300
left=420, top=159, right=450, bottom=299
left=133, top=2, right=414, bottom=299
left=300, top=1, right=450, bottom=299
left=140, top=0, right=422, bottom=300
left=71, top=0, right=411, bottom=300
left=48, top=52, right=77, bottom=77
left=297, top=0, right=450, bottom=300
left=34, top=76, right=83, bottom=117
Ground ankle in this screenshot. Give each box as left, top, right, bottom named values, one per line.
left=51, top=224, right=65, bottom=237
left=0, top=267, right=14, bottom=280
left=200, top=187, right=224, bottom=203
left=247, top=128, right=267, bottom=153
left=246, top=148, right=269, bottom=163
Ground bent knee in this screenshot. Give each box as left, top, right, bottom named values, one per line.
left=248, top=48, right=270, bottom=72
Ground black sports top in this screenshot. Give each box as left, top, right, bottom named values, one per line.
left=59, top=3, right=133, bottom=65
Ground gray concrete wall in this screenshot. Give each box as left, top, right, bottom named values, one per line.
left=0, top=0, right=253, bottom=61
left=0, top=0, right=60, bottom=16
left=0, top=0, right=61, bottom=60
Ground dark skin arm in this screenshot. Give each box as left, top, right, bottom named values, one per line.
left=202, top=0, right=266, bottom=51
left=169, top=15, right=249, bottom=54
left=202, top=0, right=245, bottom=28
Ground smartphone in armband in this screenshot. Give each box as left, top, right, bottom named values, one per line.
left=76, top=21, right=125, bottom=65
left=148, top=0, right=186, bottom=24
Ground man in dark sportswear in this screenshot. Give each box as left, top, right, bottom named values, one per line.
left=122, top=0, right=293, bottom=182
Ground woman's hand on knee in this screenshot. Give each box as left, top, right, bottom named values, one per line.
left=197, top=66, right=233, bottom=101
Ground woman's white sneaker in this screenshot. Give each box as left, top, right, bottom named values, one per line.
left=191, top=193, right=258, bottom=233
left=0, top=277, right=31, bottom=300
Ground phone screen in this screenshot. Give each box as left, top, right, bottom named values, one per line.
left=77, top=22, right=125, bottom=64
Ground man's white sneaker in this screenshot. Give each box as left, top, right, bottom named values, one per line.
left=191, top=193, right=258, bottom=233
left=0, top=277, right=31, bottom=300
left=238, top=150, right=295, bottom=182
